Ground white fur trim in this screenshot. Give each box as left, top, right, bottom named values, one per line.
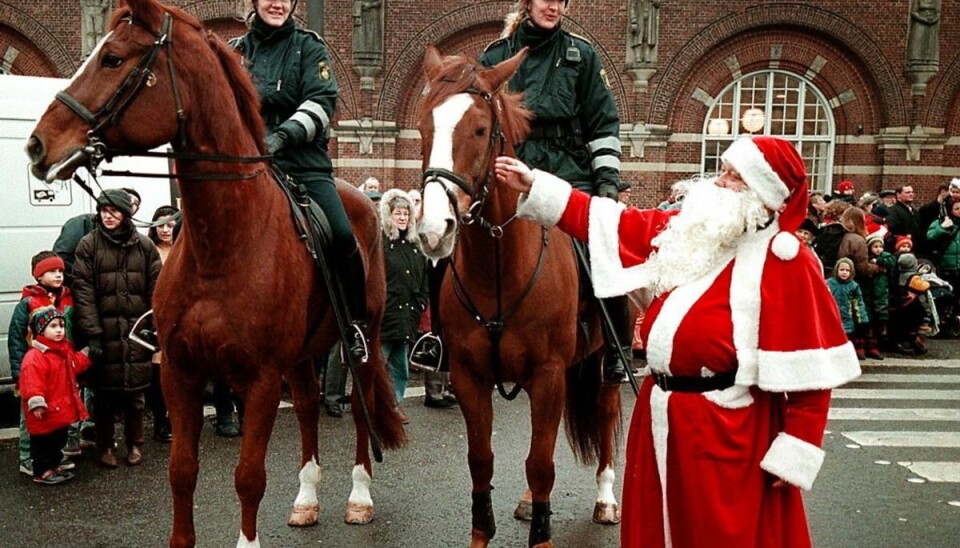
left=760, top=432, right=825, bottom=491
left=730, top=224, right=777, bottom=387
left=587, top=197, right=656, bottom=298
left=771, top=232, right=800, bottom=261
left=721, top=138, right=790, bottom=211
left=703, top=384, right=755, bottom=409
left=650, top=386, right=673, bottom=548
left=757, top=342, right=862, bottom=391
left=515, top=169, right=572, bottom=228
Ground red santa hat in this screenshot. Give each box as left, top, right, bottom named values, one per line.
left=721, top=136, right=809, bottom=235
left=837, top=180, right=855, bottom=193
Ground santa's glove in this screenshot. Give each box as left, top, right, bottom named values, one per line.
left=88, top=337, right=103, bottom=362
left=265, top=131, right=288, bottom=155
left=942, top=217, right=954, bottom=229
left=596, top=183, right=620, bottom=202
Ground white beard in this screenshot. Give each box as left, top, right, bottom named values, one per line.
left=640, top=179, right=772, bottom=297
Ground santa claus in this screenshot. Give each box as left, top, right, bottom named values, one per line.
left=494, top=135, right=861, bottom=547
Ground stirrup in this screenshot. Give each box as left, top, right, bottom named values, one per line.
left=409, top=332, right=443, bottom=373
left=344, top=323, right=370, bottom=364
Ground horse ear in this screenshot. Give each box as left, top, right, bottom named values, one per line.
left=424, top=45, right=444, bottom=82
left=122, top=0, right=164, bottom=22
left=481, top=47, right=528, bottom=92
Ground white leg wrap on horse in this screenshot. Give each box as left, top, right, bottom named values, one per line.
left=294, top=459, right=321, bottom=507
left=596, top=466, right=617, bottom=504
left=348, top=464, right=373, bottom=505
left=236, top=532, right=260, bottom=548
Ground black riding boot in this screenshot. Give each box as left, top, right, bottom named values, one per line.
left=340, top=248, right=370, bottom=363
left=601, top=295, right=631, bottom=384
left=410, top=259, right=448, bottom=372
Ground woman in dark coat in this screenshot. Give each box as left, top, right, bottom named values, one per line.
left=379, top=189, right=428, bottom=422
left=73, top=189, right=162, bottom=468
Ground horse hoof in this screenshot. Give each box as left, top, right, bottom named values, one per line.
left=513, top=498, right=533, bottom=521
left=287, top=504, right=320, bottom=527
left=470, top=529, right=491, bottom=548
left=592, top=501, right=621, bottom=524
left=344, top=502, right=374, bottom=525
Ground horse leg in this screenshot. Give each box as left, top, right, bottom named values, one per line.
left=235, top=374, right=283, bottom=548
left=593, top=383, right=622, bottom=525
left=285, top=361, right=322, bottom=527
left=345, top=369, right=375, bottom=525
left=523, top=372, right=566, bottom=548
left=456, top=372, right=496, bottom=548
left=164, top=367, right=206, bottom=548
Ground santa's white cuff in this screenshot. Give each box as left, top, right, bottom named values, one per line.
left=516, top=169, right=572, bottom=227
left=760, top=432, right=825, bottom=491
left=27, top=396, right=47, bottom=411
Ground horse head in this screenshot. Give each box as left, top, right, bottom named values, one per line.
left=26, top=0, right=263, bottom=183
left=416, top=45, right=530, bottom=260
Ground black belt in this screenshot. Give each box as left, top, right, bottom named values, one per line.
left=527, top=121, right=580, bottom=141
left=650, top=369, right=737, bottom=393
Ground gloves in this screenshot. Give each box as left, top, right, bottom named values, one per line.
left=597, top=183, right=620, bottom=201
left=88, top=337, right=103, bottom=362
left=265, top=131, right=288, bottom=155
left=942, top=217, right=954, bottom=229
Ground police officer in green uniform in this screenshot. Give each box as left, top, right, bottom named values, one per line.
left=410, top=0, right=631, bottom=383
left=231, top=0, right=369, bottom=359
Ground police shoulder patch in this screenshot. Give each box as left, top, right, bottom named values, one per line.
left=599, top=68, right=611, bottom=90
left=318, top=61, right=331, bottom=80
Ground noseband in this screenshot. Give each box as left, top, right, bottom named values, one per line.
left=421, top=87, right=506, bottom=225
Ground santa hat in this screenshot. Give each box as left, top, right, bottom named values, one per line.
left=895, top=235, right=913, bottom=252
left=837, top=180, right=855, bottom=193
left=721, top=136, right=809, bottom=235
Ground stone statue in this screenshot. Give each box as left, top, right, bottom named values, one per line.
left=352, top=0, right=383, bottom=65
left=627, top=0, right=661, bottom=68
left=81, top=0, right=112, bottom=58
left=906, top=0, right=940, bottom=75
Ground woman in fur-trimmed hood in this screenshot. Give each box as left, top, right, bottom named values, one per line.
left=379, top=189, right=429, bottom=407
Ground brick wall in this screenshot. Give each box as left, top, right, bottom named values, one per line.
left=3, top=0, right=959, bottom=206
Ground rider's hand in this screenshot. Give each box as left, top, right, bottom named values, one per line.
left=494, top=156, right=534, bottom=193
left=265, top=132, right=288, bottom=155
left=597, top=183, right=620, bottom=202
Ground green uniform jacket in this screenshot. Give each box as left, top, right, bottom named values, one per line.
left=479, top=24, right=621, bottom=195
left=231, top=23, right=337, bottom=183
left=927, top=218, right=960, bottom=271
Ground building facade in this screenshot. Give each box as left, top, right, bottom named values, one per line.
left=2, top=0, right=959, bottom=206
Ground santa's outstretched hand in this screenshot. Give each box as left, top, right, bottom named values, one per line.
left=494, top=156, right=534, bottom=193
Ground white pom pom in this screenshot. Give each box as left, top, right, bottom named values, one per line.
left=771, top=232, right=800, bottom=261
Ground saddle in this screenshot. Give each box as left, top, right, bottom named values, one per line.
left=271, top=165, right=334, bottom=269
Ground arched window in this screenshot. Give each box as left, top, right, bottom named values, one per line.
left=702, top=71, right=835, bottom=192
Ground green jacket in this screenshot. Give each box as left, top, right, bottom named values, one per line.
left=231, top=18, right=337, bottom=183
left=927, top=217, right=960, bottom=271
left=479, top=23, right=621, bottom=195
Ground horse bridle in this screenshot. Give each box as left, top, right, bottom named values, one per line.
left=420, top=87, right=506, bottom=227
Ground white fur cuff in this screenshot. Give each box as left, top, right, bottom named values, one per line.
left=515, top=169, right=572, bottom=227
left=760, top=432, right=825, bottom=491
left=27, top=396, right=47, bottom=411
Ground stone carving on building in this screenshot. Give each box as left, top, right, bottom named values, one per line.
left=353, top=0, right=384, bottom=90
left=81, top=0, right=113, bottom=58
left=626, top=0, right=662, bottom=91
left=905, top=0, right=940, bottom=89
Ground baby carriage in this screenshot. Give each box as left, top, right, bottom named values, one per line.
left=917, top=259, right=960, bottom=338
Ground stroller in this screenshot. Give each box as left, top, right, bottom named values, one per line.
left=917, top=259, right=960, bottom=338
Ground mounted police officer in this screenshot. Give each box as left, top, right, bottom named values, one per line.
left=410, top=0, right=631, bottom=383
left=231, top=0, right=369, bottom=360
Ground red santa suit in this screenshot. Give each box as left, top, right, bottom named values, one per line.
left=514, top=136, right=861, bottom=547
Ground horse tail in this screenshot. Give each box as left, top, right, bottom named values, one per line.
left=563, top=354, right=622, bottom=464
left=361, top=349, right=408, bottom=450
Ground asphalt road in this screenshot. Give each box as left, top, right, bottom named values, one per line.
left=1, top=342, right=958, bottom=547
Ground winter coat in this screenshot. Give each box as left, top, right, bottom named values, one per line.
left=886, top=202, right=920, bottom=249
left=52, top=213, right=96, bottom=287
left=19, top=336, right=90, bottom=435
left=73, top=220, right=162, bottom=391
left=7, top=284, right=74, bottom=384
left=827, top=276, right=869, bottom=334
left=230, top=17, right=336, bottom=184
left=863, top=250, right=895, bottom=322
left=479, top=22, right=621, bottom=195
left=926, top=217, right=960, bottom=272
left=380, top=189, right=428, bottom=341
left=838, top=231, right=880, bottom=285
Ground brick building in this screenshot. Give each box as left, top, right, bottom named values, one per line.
left=2, top=0, right=959, bottom=207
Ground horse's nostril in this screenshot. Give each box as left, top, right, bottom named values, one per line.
left=444, top=219, right=456, bottom=237
left=25, top=135, right=45, bottom=162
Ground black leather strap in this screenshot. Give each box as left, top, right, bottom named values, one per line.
left=650, top=369, right=737, bottom=393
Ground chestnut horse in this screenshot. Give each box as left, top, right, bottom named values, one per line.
left=416, top=46, right=623, bottom=547
left=25, top=0, right=405, bottom=546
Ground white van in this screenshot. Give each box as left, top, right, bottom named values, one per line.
left=0, top=74, right=174, bottom=392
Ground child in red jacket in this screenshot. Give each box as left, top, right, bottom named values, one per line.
left=19, top=307, right=91, bottom=485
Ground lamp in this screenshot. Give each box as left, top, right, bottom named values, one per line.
left=707, top=118, right=731, bottom=136
left=740, top=108, right=765, bottom=134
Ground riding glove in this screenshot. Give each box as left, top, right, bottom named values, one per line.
left=597, top=183, right=620, bottom=202
left=265, top=131, right=288, bottom=155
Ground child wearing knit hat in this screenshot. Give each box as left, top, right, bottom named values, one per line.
left=863, top=236, right=896, bottom=358
left=18, top=306, right=91, bottom=485
left=827, top=258, right=870, bottom=360
left=6, top=250, right=77, bottom=477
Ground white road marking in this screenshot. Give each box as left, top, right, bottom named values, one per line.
left=853, top=374, right=960, bottom=383
left=832, top=389, right=960, bottom=400
left=829, top=408, right=960, bottom=421
left=901, top=462, right=960, bottom=482
left=842, top=431, right=960, bottom=448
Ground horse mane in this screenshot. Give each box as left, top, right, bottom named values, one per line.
left=422, top=54, right=531, bottom=148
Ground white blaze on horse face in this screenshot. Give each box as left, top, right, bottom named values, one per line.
left=420, top=93, right=475, bottom=252
left=71, top=30, right=114, bottom=84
